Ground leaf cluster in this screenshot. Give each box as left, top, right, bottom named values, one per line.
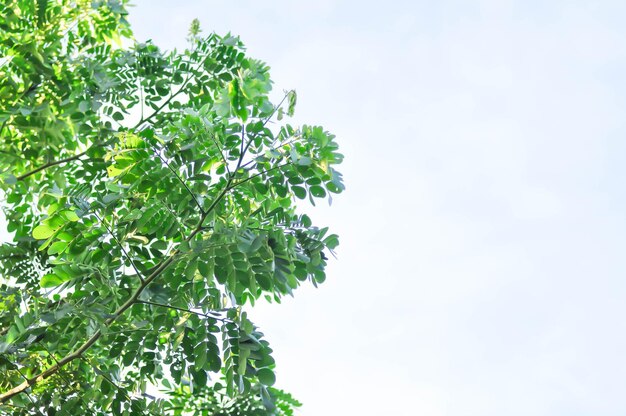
left=0, top=1, right=343, bottom=415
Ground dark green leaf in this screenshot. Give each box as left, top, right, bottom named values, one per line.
left=257, top=368, right=276, bottom=386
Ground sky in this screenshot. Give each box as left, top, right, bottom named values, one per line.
left=129, top=1, right=626, bottom=415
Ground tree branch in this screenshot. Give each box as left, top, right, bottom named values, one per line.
left=81, top=357, right=161, bottom=416
left=137, top=300, right=231, bottom=322
left=237, top=124, right=246, bottom=171
left=81, top=357, right=131, bottom=403
left=94, top=212, right=144, bottom=283
left=0, top=45, right=249, bottom=407
left=238, top=137, right=298, bottom=171
left=153, top=149, right=204, bottom=214
left=233, top=162, right=291, bottom=188
left=262, top=91, right=290, bottom=130
left=208, top=131, right=230, bottom=176
left=132, top=52, right=214, bottom=131
left=41, top=344, right=94, bottom=413
left=16, top=150, right=88, bottom=181
left=0, top=178, right=235, bottom=404
left=14, top=136, right=116, bottom=181
left=10, top=362, right=44, bottom=416
left=235, top=92, right=290, bottom=172
left=11, top=55, right=215, bottom=183
left=132, top=88, right=182, bottom=130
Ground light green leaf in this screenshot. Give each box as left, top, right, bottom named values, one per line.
left=47, top=241, right=68, bottom=255
left=238, top=347, right=250, bottom=375
left=62, top=210, right=80, bottom=222
left=287, top=90, right=297, bottom=116
left=40, top=273, right=69, bottom=288
left=33, top=224, right=55, bottom=240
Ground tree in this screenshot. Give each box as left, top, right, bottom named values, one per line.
left=0, top=1, right=344, bottom=414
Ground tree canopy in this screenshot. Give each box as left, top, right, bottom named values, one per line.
left=0, top=1, right=344, bottom=414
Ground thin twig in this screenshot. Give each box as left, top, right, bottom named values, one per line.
left=41, top=344, right=93, bottom=412
left=16, top=150, right=88, bottom=181
left=81, top=356, right=158, bottom=413
left=0, top=46, right=255, bottom=404
left=262, top=91, right=290, bottom=130
left=11, top=364, right=45, bottom=416
left=94, top=212, right=144, bottom=283
left=132, top=50, right=214, bottom=131
left=233, top=162, right=291, bottom=188
left=154, top=149, right=204, bottom=214
left=156, top=199, right=190, bottom=237
left=135, top=49, right=144, bottom=122
left=208, top=131, right=230, bottom=175
left=15, top=137, right=116, bottom=181
left=132, top=89, right=182, bottom=130
left=137, top=300, right=231, bottom=322
left=101, top=328, right=151, bottom=336
left=0, top=176, right=236, bottom=403
left=238, top=137, right=298, bottom=170
left=236, top=91, right=290, bottom=173
left=237, top=124, right=246, bottom=171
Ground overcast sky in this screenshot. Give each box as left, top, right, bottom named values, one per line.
left=126, top=1, right=626, bottom=415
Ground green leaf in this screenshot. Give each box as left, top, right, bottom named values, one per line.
left=254, top=182, right=268, bottom=195
left=297, top=156, right=312, bottom=166
left=324, top=234, right=340, bottom=250
left=152, top=240, right=168, bottom=250
left=184, top=259, right=197, bottom=280
left=0, top=8, right=342, bottom=413
left=47, top=241, right=68, bottom=255
left=62, top=210, right=80, bottom=222
left=194, top=342, right=208, bottom=370
left=36, top=0, right=48, bottom=27
left=40, top=273, right=69, bottom=288
left=33, top=224, right=55, bottom=240
left=287, top=90, right=297, bottom=116
left=249, top=235, right=264, bottom=253
left=309, top=185, right=327, bottom=198
left=238, top=347, right=250, bottom=375
left=257, top=368, right=276, bottom=386
left=192, top=367, right=208, bottom=387
left=291, top=185, right=306, bottom=200
left=222, top=34, right=238, bottom=46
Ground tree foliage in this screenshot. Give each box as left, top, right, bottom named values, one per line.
left=0, top=1, right=344, bottom=414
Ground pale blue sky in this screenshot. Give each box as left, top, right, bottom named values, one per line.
left=128, top=1, right=626, bottom=415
